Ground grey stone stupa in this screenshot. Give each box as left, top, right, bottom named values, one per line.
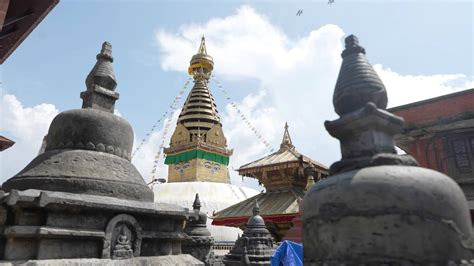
left=303, top=35, right=474, bottom=264
left=0, top=42, right=202, bottom=264
left=223, top=201, right=276, bottom=266
left=183, top=193, right=217, bottom=265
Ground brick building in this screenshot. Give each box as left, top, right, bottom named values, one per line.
left=389, top=88, right=474, bottom=217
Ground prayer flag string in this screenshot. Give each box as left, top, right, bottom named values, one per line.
left=148, top=78, right=193, bottom=184
left=210, top=75, right=275, bottom=153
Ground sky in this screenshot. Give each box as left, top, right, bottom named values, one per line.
left=0, top=0, right=473, bottom=190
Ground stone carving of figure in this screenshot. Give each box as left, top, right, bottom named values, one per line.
left=112, top=225, right=133, bottom=259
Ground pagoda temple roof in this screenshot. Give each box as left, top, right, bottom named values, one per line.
left=238, top=148, right=327, bottom=174
left=212, top=188, right=302, bottom=227
left=238, top=123, right=327, bottom=175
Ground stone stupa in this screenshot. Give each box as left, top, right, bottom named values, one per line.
left=0, top=42, right=202, bottom=264
left=223, top=201, right=276, bottom=265
left=303, top=35, right=474, bottom=264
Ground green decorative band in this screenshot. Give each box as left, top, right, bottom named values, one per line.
left=165, top=148, right=230, bottom=165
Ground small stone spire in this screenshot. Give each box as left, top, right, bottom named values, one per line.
left=224, top=198, right=275, bottom=264
left=197, top=35, right=207, bottom=55
left=279, top=122, right=295, bottom=151
left=326, top=35, right=415, bottom=174
left=85, top=41, right=116, bottom=91
left=252, top=200, right=260, bottom=216
left=192, top=193, right=201, bottom=211
left=81, top=41, right=119, bottom=113
left=333, top=34, right=387, bottom=116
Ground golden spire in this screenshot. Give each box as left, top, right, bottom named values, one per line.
left=165, top=37, right=232, bottom=184
left=279, top=122, right=295, bottom=151
left=188, top=35, right=214, bottom=77
left=179, top=37, right=220, bottom=135
left=197, top=35, right=207, bottom=55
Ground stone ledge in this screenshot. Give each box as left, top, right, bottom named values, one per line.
left=0, top=255, right=204, bottom=266
left=3, top=226, right=105, bottom=238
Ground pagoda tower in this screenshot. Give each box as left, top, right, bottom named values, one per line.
left=164, top=36, right=232, bottom=183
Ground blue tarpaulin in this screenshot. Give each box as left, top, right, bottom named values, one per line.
left=270, top=240, right=303, bottom=266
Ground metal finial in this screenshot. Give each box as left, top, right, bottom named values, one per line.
left=198, top=35, right=207, bottom=55
left=193, top=193, right=201, bottom=211
left=280, top=122, right=294, bottom=151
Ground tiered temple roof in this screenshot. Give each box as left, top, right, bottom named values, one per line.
left=213, top=123, right=328, bottom=241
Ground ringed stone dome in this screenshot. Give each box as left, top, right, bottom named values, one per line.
left=3, top=42, right=153, bottom=202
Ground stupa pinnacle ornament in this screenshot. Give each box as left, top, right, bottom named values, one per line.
left=164, top=36, right=232, bottom=183
left=3, top=42, right=153, bottom=202
left=279, top=122, right=295, bottom=151
left=82, top=41, right=119, bottom=112
left=182, top=193, right=216, bottom=264
left=303, top=35, right=474, bottom=264
left=333, top=34, right=387, bottom=116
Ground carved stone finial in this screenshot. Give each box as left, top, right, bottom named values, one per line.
left=99, top=41, right=113, bottom=61
left=81, top=41, right=119, bottom=113
left=192, top=193, right=201, bottom=211
left=333, top=35, right=387, bottom=116
left=252, top=200, right=260, bottom=216
left=341, top=34, right=366, bottom=57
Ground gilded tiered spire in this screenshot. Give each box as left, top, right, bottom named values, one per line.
left=178, top=35, right=221, bottom=139
left=177, top=80, right=221, bottom=137
left=165, top=37, right=232, bottom=183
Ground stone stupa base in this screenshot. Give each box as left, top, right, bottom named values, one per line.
left=0, top=189, right=195, bottom=261
left=0, top=254, right=203, bottom=265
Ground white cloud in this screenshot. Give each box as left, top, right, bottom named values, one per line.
left=152, top=5, right=473, bottom=190
left=1, top=5, right=472, bottom=190
left=0, top=94, right=59, bottom=183
left=374, top=65, right=473, bottom=107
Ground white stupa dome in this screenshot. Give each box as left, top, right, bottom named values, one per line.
left=153, top=181, right=259, bottom=242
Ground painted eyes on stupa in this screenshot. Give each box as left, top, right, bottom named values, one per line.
left=174, top=161, right=191, bottom=172
left=203, top=161, right=221, bottom=171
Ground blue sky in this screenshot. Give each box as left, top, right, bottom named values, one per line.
left=1, top=0, right=473, bottom=187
